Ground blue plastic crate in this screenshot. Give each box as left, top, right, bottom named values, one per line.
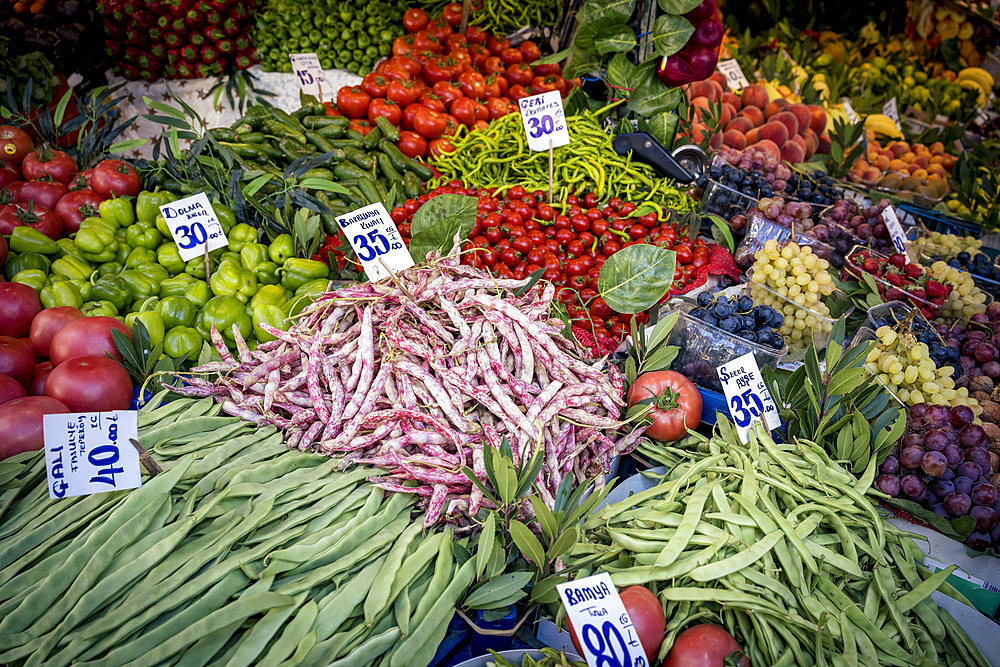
left=698, top=386, right=730, bottom=425
left=897, top=202, right=988, bottom=245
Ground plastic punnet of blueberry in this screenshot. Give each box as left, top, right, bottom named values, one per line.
left=689, top=294, right=785, bottom=350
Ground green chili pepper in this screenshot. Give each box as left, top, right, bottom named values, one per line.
left=196, top=295, right=253, bottom=343
left=11, top=269, right=48, bottom=292
left=212, top=202, right=237, bottom=234
left=210, top=262, right=257, bottom=303
left=41, top=280, right=84, bottom=309
left=125, top=310, right=165, bottom=347
left=125, top=247, right=158, bottom=269
left=279, top=257, right=328, bottom=291
left=163, top=325, right=202, bottom=361
left=125, top=223, right=163, bottom=250
left=98, top=197, right=135, bottom=227
left=228, top=223, right=258, bottom=252
left=4, top=252, right=50, bottom=278
left=157, top=243, right=186, bottom=275
left=120, top=269, right=157, bottom=303
left=9, top=226, right=59, bottom=255
left=91, top=276, right=132, bottom=312
left=81, top=300, right=119, bottom=317
left=50, top=255, right=93, bottom=281
left=268, top=233, right=295, bottom=263
left=156, top=296, right=198, bottom=329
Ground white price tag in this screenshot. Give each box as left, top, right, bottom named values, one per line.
left=881, top=206, right=910, bottom=260
left=842, top=97, right=858, bottom=123
left=716, top=59, right=749, bottom=91
left=882, top=97, right=901, bottom=131
left=717, top=352, right=780, bottom=443
left=159, top=192, right=229, bottom=262
left=336, top=203, right=414, bottom=282
left=289, top=53, right=326, bottom=98
left=518, top=91, right=570, bottom=152
left=43, top=411, right=141, bottom=499
left=556, top=573, right=648, bottom=667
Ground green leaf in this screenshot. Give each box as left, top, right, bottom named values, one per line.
left=530, top=573, right=567, bottom=604
left=650, top=14, right=695, bottom=57
left=646, top=309, right=679, bottom=353
left=476, top=513, right=496, bottom=578
left=494, top=457, right=518, bottom=506
left=464, top=572, right=534, bottom=609
left=243, top=173, right=274, bottom=198
left=641, top=345, right=679, bottom=374
left=530, top=497, right=558, bottom=543
left=53, top=88, right=73, bottom=127
left=408, top=194, right=478, bottom=264
left=873, top=409, right=905, bottom=453
left=298, top=177, right=350, bottom=194
left=574, top=17, right=620, bottom=53
left=827, top=367, right=867, bottom=397
left=547, top=526, right=578, bottom=560
left=108, top=139, right=147, bottom=154
left=598, top=244, right=676, bottom=314
left=143, top=96, right=187, bottom=120
left=658, top=0, right=702, bottom=12
left=461, top=466, right=500, bottom=508
left=605, top=53, right=636, bottom=92
left=509, top=519, right=545, bottom=566
left=637, top=113, right=679, bottom=151
left=532, top=48, right=575, bottom=66
left=144, top=114, right=191, bottom=130
left=595, top=25, right=636, bottom=54
left=514, top=268, right=545, bottom=297
left=704, top=214, right=735, bottom=253
left=629, top=79, right=683, bottom=117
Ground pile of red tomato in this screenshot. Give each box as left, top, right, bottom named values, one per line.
left=0, top=281, right=135, bottom=460
left=332, top=4, right=576, bottom=158
left=0, top=124, right=142, bottom=238
left=388, top=182, right=716, bottom=345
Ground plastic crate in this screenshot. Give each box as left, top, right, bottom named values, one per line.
left=734, top=210, right=834, bottom=269
left=897, top=202, right=986, bottom=241
left=701, top=179, right=758, bottom=219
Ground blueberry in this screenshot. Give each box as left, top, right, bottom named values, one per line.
left=697, top=292, right=713, bottom=307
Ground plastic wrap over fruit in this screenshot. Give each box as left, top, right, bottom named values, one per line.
left=656, top=0, right=724, bottom=87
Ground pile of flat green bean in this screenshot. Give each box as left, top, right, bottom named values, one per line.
left=0, top=393, right=465, bottom=667
left=565, top=422, right=991, bottom=666
left=429, top=111, right=697, bottom=209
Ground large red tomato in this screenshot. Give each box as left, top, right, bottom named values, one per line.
left=54, top=188, right=104, bottom=234
left=0, top=232, right=7, bottom=268
left=28, top=361, right=53, bottom=396
left=0, top=282, right=43, bottom=337
left=0, top=395, right=70, bottom=460
left=0, top=201, right=61, bottom=239
left=626, top=371, right=702, bottom=442
left=20, top=148, right=78, bottom=184
left=90, top=159, right=140, bottom=198
left=29, top=306, right=84, bottom=358
left=0, top=336, right=36, bottom=386
left=0, top=161, right=19, bottom=188
left=49, top=316, right=131, bottom=366
left=0, top=125, right=33, bottom=166
left=17, top=180, right=69, bottom=210
left=44, top=355, right=132, bottom=412
left=569, top=586, right=666, bottom=665
left=0, top=373, right=27, bottom=404
left=661, top=624, right=749, bottom=667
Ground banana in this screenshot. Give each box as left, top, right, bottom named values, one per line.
left=958, top=79, right=988, bottom=106
left=865, top=114, right=904, bottom=139
left=958, top=67, right=995, bottom=93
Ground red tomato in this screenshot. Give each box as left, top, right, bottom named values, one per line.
left=445, top=33, right=468, bottom=51
left=506, top=63, right=533, bottom=86
left=29, top=306, right=84, bottom=358
left=0, top=396, right=70, bottom=460
left=368, top=98, right=402, bottom=126
left=378, top=62, right=412, bottom=83
left=16, top=180, right=68, bottom=210
left=428, top=137, right=455, bottom=158
left=0, top=125, right=33, bottom=165
left=387, top=56, right=422, bottom=79
left=432, top=81, right=463, bottom=105
left=487, top=35, right=510, bottom=56
left=532, top=62, right=562, bottom=77
left=662, top=625, right=749, bottom=667
left=393, top=35, right=416, bottom=57
left=0, top=283, right=42, bottom=337
left=469, top=43, right=490, bottom=70
left=349, top=118, right=373, bottom=136
left=674, top=242, right=693, bottom=264
left=486, top=97, right=510, bottom=120
left=0, top=336, right=34, bottom=386
left=518, top=40, right=542, bottom=63
left=507, top=85, right=531, bottom=101
left=0, top=201, right=61, bottom=239
left=465, top=26, right=488, bottom=45
left=45, top=355, right=132, bottom=412
left=422, top=57, right=456, bottom=85
left=482, top=56, right=505, bottom=75
left=402, top=7, right=429, bottom=32
left=0, top=373, right=27, bottom=405
left=0, top=233, right=6, bottom=268
left=54, top=188, right=104, bottom=234
left=336, top=86, right=371, bottom=119
left=427, top=18, right=453, bottom=41
left=90, top=159, right=140, bottom=198
left=386, top=79, right=420, bottom=106
left=626, top=370, right=702, bottom=442
left=413, top=107, right=447, bottom=139
left=418, top=92, right=446, bottom=112
left=499, top=47, right=523, bottom=66
left=531, top=75, right=564, bottom=94
left=0, top=161, right=19, bottom=189
left=20, top=148, right=78, bottom=184
left=450, top=97, right=477, bottom=127
left=412, top=30, right=442, bottom=54
left=441, top=2, right=464, bottom=26
left=360, top=73, right=389, bottom=98
left=49, top=316, right=131, bottom=367
left=457, top=70, right=486, bottom=99
left=27, top=361, right=52, bottom=396
left=397, top=131, right=428, bottom=158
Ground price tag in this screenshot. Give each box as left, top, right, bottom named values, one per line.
left=882, top=97, right=901, bottom=131
left=336, top=202, right=414, bottom=282
left=43, top=411, right=141, bottom=499
left=716, top=59, right=749, bottom=91
left=518, top=91, right=570, bottom=152
left=842, top=97, right=859, bottom=123
left=557, top=573, right=648, bottom=667
left=716, top=352, right=780, bottom=443
left=289, top=53, right=326, bottom=98
left=881, top=206, right=914, bottom=263
left=159, top=192, right=229, bottom=262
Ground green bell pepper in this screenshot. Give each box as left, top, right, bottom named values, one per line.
left=251, top=285, right=287, bottom=309
left=9, top=226, right=59, bottom=255
left=136, top=296, right=159, bottom=312
left=81, top=249, right=117, bottom=265
left=252, top=303, right=288, bottom=342
left=158, top=273, right=195, bottom=298
left=209, top=262, right=257, bottom=303
left=294, top=277, right=332, bottom=297
left=268, top=234, right=295, bottom=263
left=80, top=215, right=115, bottom=234
left=125, top=247, right=157, bottom=269
left=154, top=214, right=171, bottom=238
left=156, top=243, right=186, bottom=275
left=81, top=300, right=119, bottom=317
left=125, top=223, right=163, bottom=250
left=120, top=269, right=157, bottom=303
left=132, top=263, right=169, bottom=286
left=98, top=261, right=123, bottom=277
left=114, top=226, right=128, bottom=246
left=41, top=280, right=84, bottom=309
left=125, top=310, right=165, bottom=347
left=239, top=242, right=269, bottom=269
left=228, top=223, right=258, bottom=252
left=156, top=296, right=197, bottom=329
left=279, top=258, right=329, bottom=291
left=11, top=269, right=48, bottom=292
left=5, top=252, right=51, bottom=278
left=91, top=276, right=132, bottom=312
left=163, top=326, right=202, bottom=361
left=56, top=238, right=84, bottom=260
left=115, top=243, right=132, bottom=265
left=218, top=251, right=242, bottom=268
left=254, top=261, right=280, bottom=285
left=197, top=295, right=253, bottom=343
left=136, top=190, right=176, bottom=224
left=98, top=197, right=135, bottom=227
left=50, top=255, right=93, bottom=281
left=212, top=202, right=236, bottom=234
left=76, top=222, right=118, bottom=257
left=69, top=279, right=93, bottom=302
left=187, top=280, right=211, bottom=308
left=184, top=256, right=213, bottom=280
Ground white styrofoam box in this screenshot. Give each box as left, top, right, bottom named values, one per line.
left=931, top=591, right=1000, bottom=665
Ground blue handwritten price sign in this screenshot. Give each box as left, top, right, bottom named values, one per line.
left=881, top=205, right=914, bottom=263
left=159, top=192, right=229, bottom=261
left=336, top=202, right=414, bottom=282
left=43, top=411, right=140, bottom=499
left=717, top=352, right=780, bottom=443
left=518, top=90, right=570, bottom=152
left=557, top=573, right=648, bottom=667
left=289, top=53, right=326, bottom=98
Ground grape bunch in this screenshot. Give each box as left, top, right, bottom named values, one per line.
left=754, top=196, right=815, bottom=231
left=945, top=252, right=1000, bottom=298
left=822, top=198, right=896, bottom=254
left=690, top=292, right=786, bottom=349
left=913, top=230, right=983, bottom=261
left=749, top=240, right=837, bottom=356
left=784, top=169, right=841, bottom=206
left=926, top=260, right=989, bottom=321
left=952, top=311, right=1000, bottom=398
left=864, top=325, right=975, bottom=409
left=870, top=308, right=962, bottom=377
left=875, top=403, right=1000, bottom=553
left=715, top=146, right=792, bottom=192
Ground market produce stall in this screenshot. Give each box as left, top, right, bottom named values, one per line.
left=1, top=0, right=1000, bottom=665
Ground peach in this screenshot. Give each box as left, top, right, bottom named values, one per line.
left=709, top=132, right=724, bottom=150
left=928, top=163, right=946, bottom=177
left=740, top=84, right=769, bottom=110
left=889, top=142, right=908, bottom=158
left=764, top=98, right=790, bottom=119
left=689, top=80, right=723, bottom=103
left=912, top=168, right=929, bottom=180
left=754, top=139, right=782, bottom=162
left=688, top=96, right=711, bottom=122
left=788, top=104, right=812, bottom=135
left=913, top=155, right=929, bottom=168
left=723, top=129, right=747, bottom=149
left=691, top=123, right=711, bottom=144
left=790, top=134, right=806, bottom=150
left=725, top=116, right=754, bottom=133
left=863, top=166, right=881, bottom=181
left=781, top=141, right=805, bottom=164
left=929, top=141, right=945, bottom=155
left=879, top=149, right=894, bottom=160
left=739, top=106, right=765, bottom=127
left=770, top=111, right=799, bottom=138
left=888, top=159, right=907, bottom=172
left=709, top=71, right=730, bottom=91
left=759, top=121, right=789, bottom=147
left=745, top=127, right=761, bottom=144
left=719, top=102, right=737, bottom=128
left=906, top=164, right=921, bottom=175
left=874, top=155, right=891, bottom=170
left=808, top=105, right=827, bottom=134
left=817, top=133, right=832, bottom=154
left=721, top=92, right=742, bottom=109
left=848, top=168, right=863, bottom=181
left=803, top=128, right=819, bottom=155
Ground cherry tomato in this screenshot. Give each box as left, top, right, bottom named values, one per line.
left=674, top=243, right=693, bottom=264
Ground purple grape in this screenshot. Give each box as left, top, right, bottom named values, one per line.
left=900, top=446, right=925, bottom=469
left=948, top=405, right=974, bottom=428
left=957, top=462, right=983, bottom=480
left=972, top=482, right=998, bottom=507
left=932, top=503, right=950, bottom=518
left=945, top=491, right=972, bottom=516
left=902, top=433, right=923, bottom=448
left=991, top=525, right=1000, bottom=544
left=955, top=476, right=974, bottom=495
left=975, top=343, right=998, bottom=363
left=880, top=455, right=900, bottom=475
left=970, top=506, right=998, bottom=532
left=966, top=447, right=991, bottom=470
left=924, top=405, right=950, bottom=428
left=910, top=403, right=929, bottom=419
left=901, top=475, right=928, bottom=501
left=876, top=474, right=901, bottom=496
left=924, top=429, right=949, bottom=452
left=984, top=361, right=1000, bottom=378
left=944, top=444, right=964, bottom=468
left=921, top=451, right=948, bottom=476
left=960, top=424, right=987, bottom=448
left=966, top=531, right=991, bottom=551
left=926, top=491, right=940, bottom=505
left=932, top=479, right=956, bottom=497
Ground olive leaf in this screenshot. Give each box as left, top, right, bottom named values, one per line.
left=408, top=193, right=477, bottom=263
left=598, top=243, right=676, bottom=314
left=651, top=14, right=695, bottom=57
